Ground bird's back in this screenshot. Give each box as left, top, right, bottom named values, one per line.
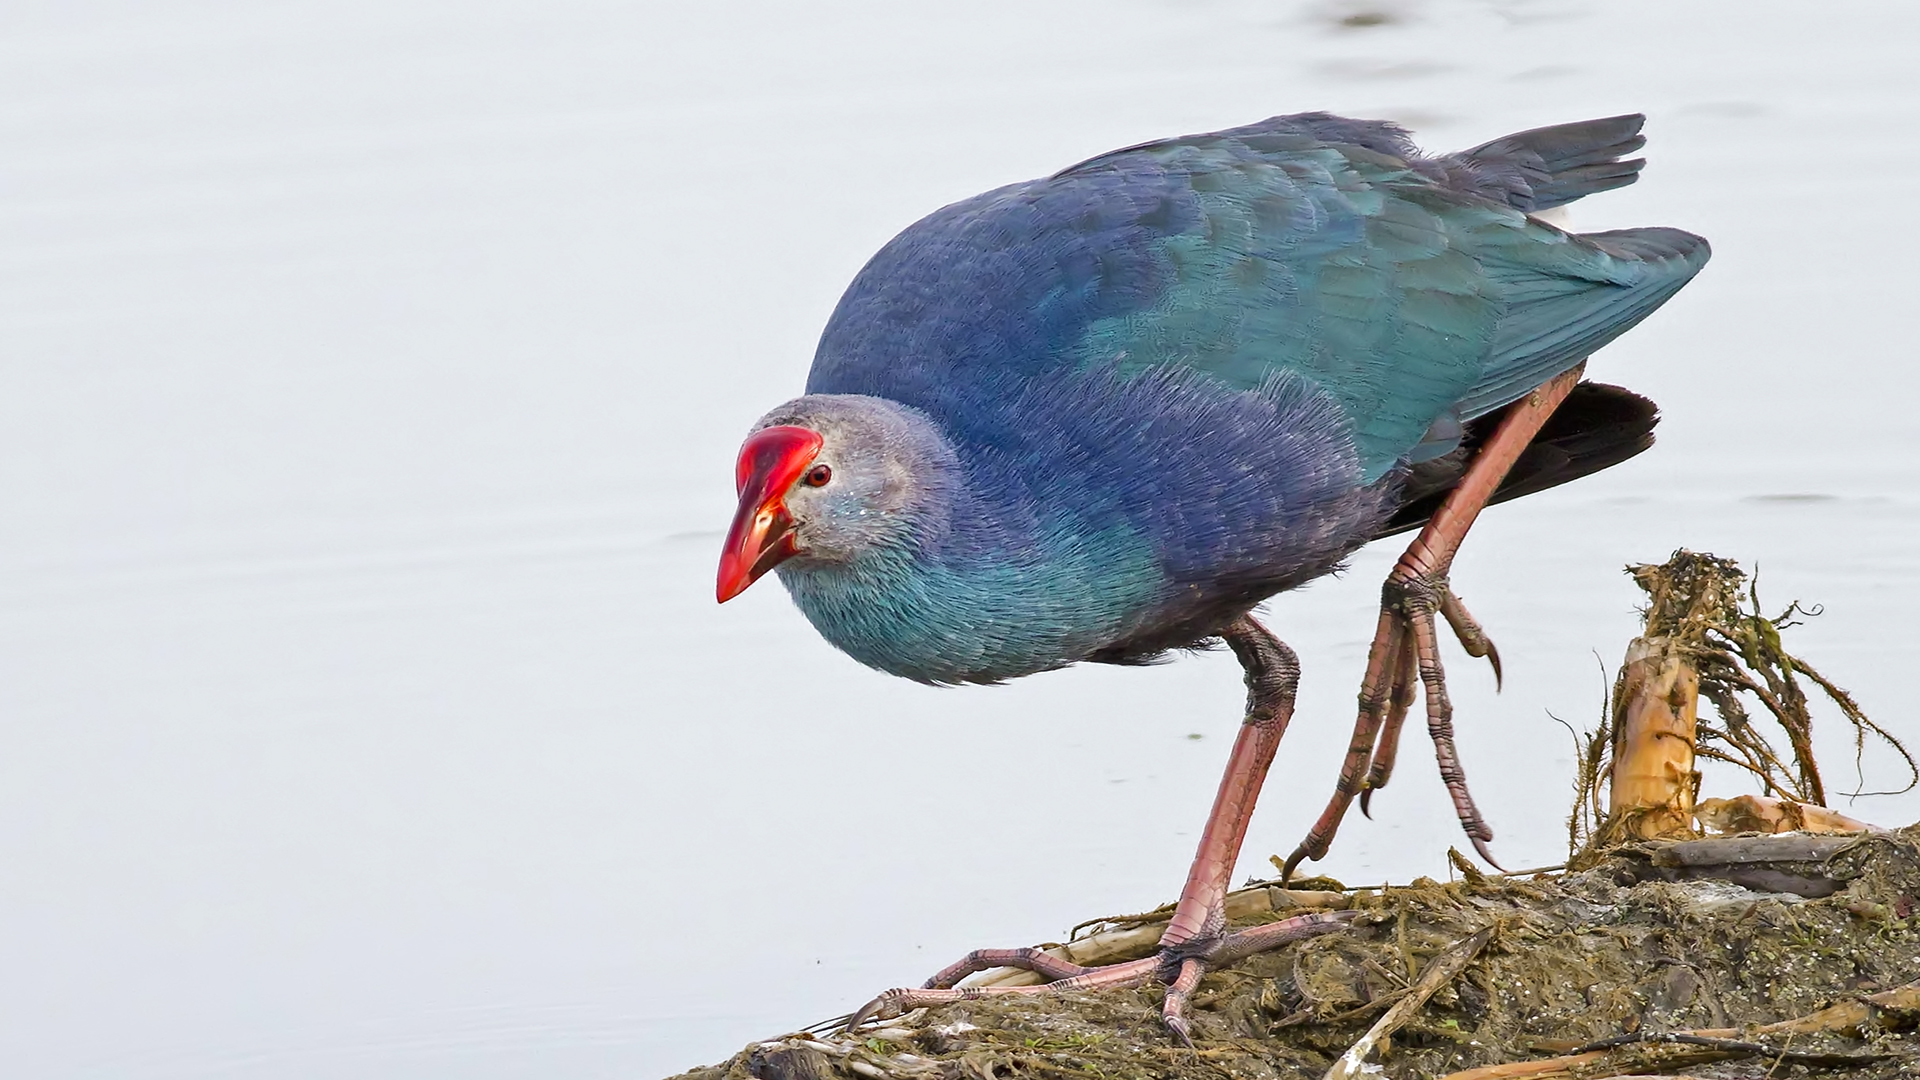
left=809, top=112, right=1707, bottom=481
left=792, top=113, right=1707, bottom=674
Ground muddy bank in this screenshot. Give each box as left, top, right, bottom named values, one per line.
left=670, top=828, right=1920, bottom=1079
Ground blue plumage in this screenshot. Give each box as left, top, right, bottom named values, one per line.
left=771, top=367, right=1384, bottom=684
left=730, top=113, right=1708, bottom=685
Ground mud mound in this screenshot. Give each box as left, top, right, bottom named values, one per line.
left=671, top=828, right=1920, bottom=1080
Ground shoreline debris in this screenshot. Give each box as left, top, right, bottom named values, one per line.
left=1697, top=793, right=1887, bottom=836
left=1574, top=550, right=1914, bottom=860
left=676, top=827, right=1920, bottom=1080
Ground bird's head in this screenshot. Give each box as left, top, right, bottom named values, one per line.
left=716, top=394, right=954, bottom=603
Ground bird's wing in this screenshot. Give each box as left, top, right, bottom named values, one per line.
left=809, top=114, right=1706, bottom=482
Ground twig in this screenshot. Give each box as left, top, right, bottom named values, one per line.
left=1649, top=834, right=1863, bottom=868
left=1322, top=925, right=1492, bottom=1080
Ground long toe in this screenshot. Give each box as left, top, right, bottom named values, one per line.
left=923, top=947, right=1091, bottom=989
left=1298, top=366, right=1585, bottom=866
left=1439, top=587, right=1503, bottom=689
left=845, top=911, right=1356, bottom=1041
left=1292, top=613, right=1413, bottom=869
left=1299, top=564, right=1508, bottom=872
left=1360, top=643, right=1421, bottom=819
left=1408, top=595, right=1501, bottom=860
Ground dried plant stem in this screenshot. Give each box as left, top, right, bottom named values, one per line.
left=1572, top=550, right=1914, bottom=863
left=1605, top=635, right=1701, bottom=842
left=1696, top=794, right=1883, bottom=836
left=1324, top=926, right=1493, bottom=1080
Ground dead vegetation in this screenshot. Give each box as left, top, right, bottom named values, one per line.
left=667, top=553, right=1920, bottom=1080
left=1571, top=550, right=1914, bottom=856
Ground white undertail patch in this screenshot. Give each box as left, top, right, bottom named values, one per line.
left=1529, top=204, right=1574, bottom=230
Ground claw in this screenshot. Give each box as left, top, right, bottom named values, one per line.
left=1159, top=956, right=1205, bottom=1046
left=1279, top=847, right=1309, bottom=884
left=803, top=1012, right=856, bottom=1036
left=1163, top=1014, right=1193, bottom=1047
left=1470, top=834, right=1507, bottom=874
left=845, top=989, right=910, bottom=1031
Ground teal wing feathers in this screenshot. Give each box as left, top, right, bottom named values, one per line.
left=1064, top=121, right=1706, bottom=481
left=1457, top=225, right=1708, bottom=417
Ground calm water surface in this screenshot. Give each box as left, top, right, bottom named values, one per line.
left=5, top=2, right=1920, bottom=1076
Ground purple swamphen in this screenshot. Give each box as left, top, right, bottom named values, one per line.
left=716, top=112, right=1707, bottom=1039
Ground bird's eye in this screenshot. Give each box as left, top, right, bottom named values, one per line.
left=803, top=464, right=833, bottom=487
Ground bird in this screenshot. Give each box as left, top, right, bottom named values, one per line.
left=715, top=111, right=1707, bottom=1041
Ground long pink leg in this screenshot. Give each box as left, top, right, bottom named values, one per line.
left=848, top=616, right=1358, bottom=1044
left=1285, top=365, right=1586, bottom=878
left=1159, top=617, right=1299, bottom=949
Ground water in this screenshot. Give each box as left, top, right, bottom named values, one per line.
left=4, top=1, right=1918, bottom=1076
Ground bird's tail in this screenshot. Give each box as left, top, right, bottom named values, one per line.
left=1440, top=114, right=1649, bottom=212
left=1377, top=382, right=1657, bottom=539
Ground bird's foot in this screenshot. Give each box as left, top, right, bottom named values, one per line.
left=1283, top=562, right=1503, bottom=880
left=1285, top=367, right=1586, bottom=880
left=844, top=909, right=1356, bottom=1045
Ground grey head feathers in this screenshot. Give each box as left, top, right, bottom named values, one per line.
left=752, top=394, right=960, bottom=564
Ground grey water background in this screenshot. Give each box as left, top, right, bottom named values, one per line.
left=5, top=1, right=1919, bottom=1076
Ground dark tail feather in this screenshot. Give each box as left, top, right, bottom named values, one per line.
left=1377, top=382, right=1657, bottom=539
left=1439, top=114, right=1649, bottom=212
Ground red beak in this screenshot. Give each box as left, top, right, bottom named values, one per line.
left=716, top=425, right=824, bottom=603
